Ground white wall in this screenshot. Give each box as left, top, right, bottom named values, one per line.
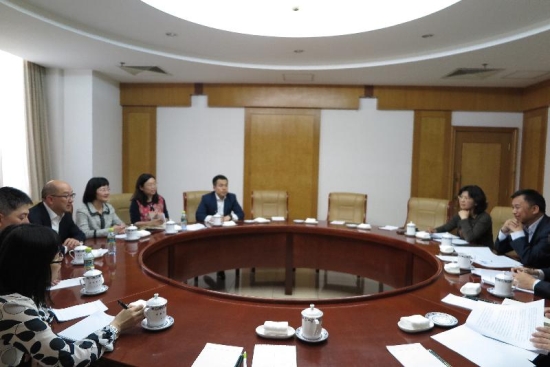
left=156, top=96, right=245, bottom=219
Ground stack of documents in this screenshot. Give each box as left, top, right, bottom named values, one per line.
left=192, top=343, right=243, bottom=367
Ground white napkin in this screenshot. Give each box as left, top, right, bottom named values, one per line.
left=357, top=223, right=371, bottom=230
left=399, top=315, right=430, bottom=330
left=263, top=321, right=289, bottom=336
left=379, top=225, right=399, bottom=231
left=305, top=218, right=318, bottom=224
left=254, top=217, right=271, bottom=223
left=415, top=231, right=431, bottom=240
left=222, top=221, right=237, bottom=227
left=460, top=282, right=481, bottom=295
left=91, top=249, right=108, bottom=258
left=330, top=220, right=345, bottom=225
left=187, top=223, right=206, bottom=231
left=271, top=216, right=285, bottom=222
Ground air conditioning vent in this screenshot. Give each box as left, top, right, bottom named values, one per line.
left=443, top=68, right=503, bottom=80
left=118, top=65, right=169, bottom=76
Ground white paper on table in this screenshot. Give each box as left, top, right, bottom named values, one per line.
left=471, top=268, right=534, bottom=294
left=330, top=220, right=345, bottom=225
left=441, top=293, right=480, bottom=310
left=467, top=299, right=545, bottom=352
left=434, top=238, right=469, bottom=245
left=379, top=225, right=399, bottom=231
left=452, top=247, right=522, bottom=268
left=387, top=343, right=447, bottom=367
left=432, top=325, right=538, bottom=367
left=252, top=344, right=296, bottom=367
left=431, top=232, right=460, bottom=239
left=52, top=300, right=108, bottom=322
left=49, top=277, right=83, bottom=291
left=187, top=223, right=206, bottom=231
left=58, top=311, right=114, bottom=341
left=192, top=343, right=243, bottom=367
left=222, top=220, right=237, bottom=227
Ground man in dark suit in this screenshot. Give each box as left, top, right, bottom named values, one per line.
left=494, top=189, right=550, bottom=268
left=29, top=180, right=85, bottom=251
left=512, top=266, right=550, bottom=299
left=195, top=175, right=244, bottom=279
left=195, top=174, right=244, bottom=224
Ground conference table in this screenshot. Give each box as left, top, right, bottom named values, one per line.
left=51, top=221, right=541, bottom=367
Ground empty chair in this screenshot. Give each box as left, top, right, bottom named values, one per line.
left=109, top=193, right=133, bottom=224
left=405, top=197, right=453, bottom=231
left=327, top=192, right=367, bottom=223
left=251, top=190, right=288, bottom=219
left=183, top=191, right=210, bottom=223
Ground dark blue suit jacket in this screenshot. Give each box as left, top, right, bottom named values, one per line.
left=195, top=192, right=244, bottom=222
left=533, top=268, right=550, bottom=299
left=29, top=202, right=86, bottom=247
left=494, top=215, right=550, bottom=268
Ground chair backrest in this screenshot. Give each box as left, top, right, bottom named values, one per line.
left=490, top=205, right=511, bottom=241
left=405, top=197, right=453, bottom=231
left=327, top=192, right=367, bottom=223
left=109, top=193, right=133, bottom=224
left=251, top=190, right=288, bottom=219
left=183, top=191, right=210, bottom=223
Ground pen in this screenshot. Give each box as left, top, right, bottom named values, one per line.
left=428, top=349, right=452, bottom=367
left=243, top=351, right=247, bottom=367
left=117, top=300, right=129, bottom=309
left=234, top=353, right=243, bottom=367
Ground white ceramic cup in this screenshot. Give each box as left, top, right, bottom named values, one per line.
left=494, top=272, right=513, bottom=295
left=406, top=222, right=416, bottom=236
left=80, top=269, right=104, bottom=293
left=441, top=234, right=453, bottom=246
left=301, top=304, right=323, bottom=339
left=457, top=253, right=474, bottom=270
left=212, top=213, right=223, bottom=226
left=126, top=224, right=140, bottom=241
left=165, top=220, right=176, bottom=234
left=69, top=244, right=87, bottom=263
left=144, top=293, right=168, bottom=327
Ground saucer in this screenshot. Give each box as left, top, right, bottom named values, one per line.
left=487, top=287, right=514, bottom=298
left=244, top=219, right=256, bottom=224
left=425, top=312, right=458, bottom=327
left=80, top=284, right=108, bottom=296
left=293, top=219, right=305, bottom=224
left=71, top=259, right=84, bottom=266
left=255, top=325, right=295, bottom=339
left=397, top=320, right=434, bottom=333
left=295, top=327, right=328, bottom=343
left=141, top=316, right=174, bottom=331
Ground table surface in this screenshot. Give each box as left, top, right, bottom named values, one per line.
left=51, top=222, right=540, bottom=367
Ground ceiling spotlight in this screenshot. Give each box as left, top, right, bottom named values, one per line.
left=165, top=32, right=178, bottom=37
left=421, top=34, right=433, bottom=38
left=294, top=49, right=304, bottom=53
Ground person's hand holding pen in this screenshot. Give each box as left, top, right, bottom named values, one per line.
left=110, top=300, right=145, bottom=335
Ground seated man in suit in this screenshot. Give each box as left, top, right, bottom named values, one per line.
left=494, top=189, right=550, bottom=268
left=0, top=187, right=33, bottom=232
left=196, top=174, right=245, bottom=224
left=29, top=180, right=85, bottom=251
left=512, top=266, right=550, bottom=298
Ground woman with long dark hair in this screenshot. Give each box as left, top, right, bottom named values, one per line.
left=429, top=185, right=493, bottom=246
left=129, top=173, right=169, bottom=227
left=0, top=224, right=143, bottom=366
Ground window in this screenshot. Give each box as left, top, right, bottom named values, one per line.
left=0, top=49, right=29, bottom=192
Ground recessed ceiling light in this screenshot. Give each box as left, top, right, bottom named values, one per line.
left=141, top=0, right=461, bottom=38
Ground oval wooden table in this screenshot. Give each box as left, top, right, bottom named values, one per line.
left=51, top=222, right=538, bottom=367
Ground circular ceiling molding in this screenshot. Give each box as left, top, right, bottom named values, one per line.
left=140, top=0, right=461, bottom=38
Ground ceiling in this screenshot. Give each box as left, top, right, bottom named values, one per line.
left=0, top=0, right=549, bottom=88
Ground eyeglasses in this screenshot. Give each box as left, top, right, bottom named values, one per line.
left=97, top=187, right=111, bottom=193
left=51, top=193, right=76, bottom=200
left=51, top=251, right=64, bottom=264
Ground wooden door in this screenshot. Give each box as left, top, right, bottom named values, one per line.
left=244, top=108, right=320, bottom=220
left=452, top=127, right=517, bottom=212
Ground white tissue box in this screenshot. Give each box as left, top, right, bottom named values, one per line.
left=399, top=315, right=430, bottom=329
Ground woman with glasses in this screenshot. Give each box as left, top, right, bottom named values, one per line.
left=129, top=173, right=169, bottom=228
left=0, top=224, right=144, bottom=366
left=428, top=185, right=493, bottom=247
left=76, top=177, right=126, bottom=238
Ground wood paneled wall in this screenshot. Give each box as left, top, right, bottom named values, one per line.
left=520, top=108, right=548, bottom=191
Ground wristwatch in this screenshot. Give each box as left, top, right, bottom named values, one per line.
left=107, top=324, right=120, bottom=340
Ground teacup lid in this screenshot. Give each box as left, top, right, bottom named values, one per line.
left=407, top=221, right=415, bottom=226
left=301, top=303, right=323, bottom=318
left=75, top=243, right=88, bottom=250
left=166, top=219, right=175, bottom=224
left=84, top=269, right=102, bottom=277
left=127, top=224, right=137, bottom=230
left=147, top=293, right=167, bottom=306
left=496, top=272, right=513, bottom=280
left=442, top=233, right=453, bottom=238
left=213, top=212, right=222, bottom=218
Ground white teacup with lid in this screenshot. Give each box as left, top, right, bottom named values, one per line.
left=494, top=272, right=514, bottom=296
left=212, top=213, right=223, bottom=226
left=165, top=219, right=176, bottom=234
left=441, top=233, right=453, bottom=246
left=406, top=222, right=416, bottom=236
left=69, top=243, right=87, bottom=264
left=126, top=224, right=139, bottom=241
left=80, top=269, right=104, bottom=293
left=301, top=304, right=323, bottom=340
left=144, top=293, right=168, bottom=327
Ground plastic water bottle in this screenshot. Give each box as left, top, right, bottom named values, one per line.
left=180, top=210, right=187, bottom=231
left=84, top=247, right=94, bottom=270
left=107, top=227, right=116, bottom=254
